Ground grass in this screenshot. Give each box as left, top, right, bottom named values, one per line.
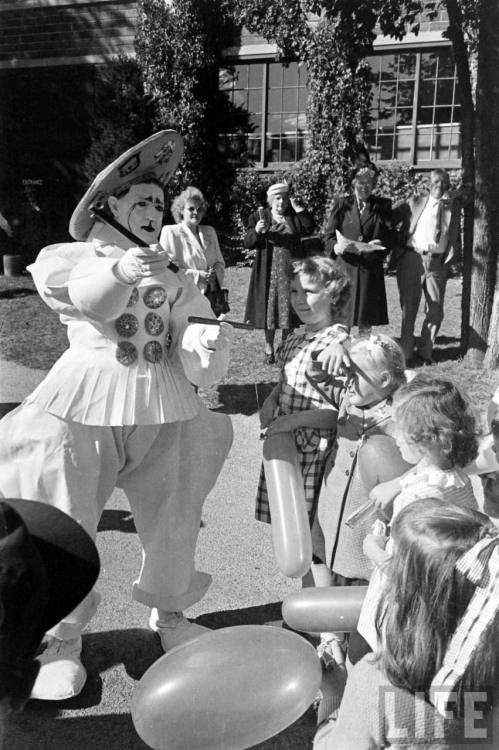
left=1, top=266, right=497, bottom=421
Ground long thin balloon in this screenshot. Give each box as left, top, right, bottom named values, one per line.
left=282, top=586, right=367, bottom=633
left=262, top=433, right=312, bottom=578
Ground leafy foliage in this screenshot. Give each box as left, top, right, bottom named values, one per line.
left=83, top=56, right=158, bottom=182
left=136, top=0, right=238, bottom=218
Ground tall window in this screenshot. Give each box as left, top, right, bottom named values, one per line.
left=218, top=47, right=460, bottom=169
left=218, top=61, right=308, bottom=167
left=367, top=47, right=461, bottom=165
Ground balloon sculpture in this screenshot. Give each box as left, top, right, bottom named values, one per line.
left=132, top=625, right=322, bottom=750
left=283, top=586, right=367, bottom=633
left=262, top=432, right=312, bottom=578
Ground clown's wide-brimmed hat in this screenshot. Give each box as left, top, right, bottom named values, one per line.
left=69, top=130, right=184, bottom=241
left=0, top=499, right=100, bottom=644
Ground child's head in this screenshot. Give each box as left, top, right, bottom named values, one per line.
left=393, top=375, right=478, bottom=467
left=289, top=257, right=350, bottom=329
left=346, top=334, right=405, bottom=408
left=378, top=499, right=499, bottom=715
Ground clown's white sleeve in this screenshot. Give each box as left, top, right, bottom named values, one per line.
left=67, top=257, right=132, bottom=321
left=28, top=242, right=131, bottom=322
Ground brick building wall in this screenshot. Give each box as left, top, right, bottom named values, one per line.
left=0, top=0, right=137, bottom=68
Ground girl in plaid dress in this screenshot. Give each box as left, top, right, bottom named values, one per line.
left=255, top=257, right=350, bottom=525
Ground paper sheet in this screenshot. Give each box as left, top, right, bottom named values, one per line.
left=335, top=230, right=385, bottom=254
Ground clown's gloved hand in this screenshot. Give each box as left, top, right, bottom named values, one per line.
left=114, top=245, right=170, bottom=284
left=181, top=322, right=233, bottom=386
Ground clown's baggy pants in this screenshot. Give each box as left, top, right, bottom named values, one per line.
left=0, top=402, right=233, bottom=639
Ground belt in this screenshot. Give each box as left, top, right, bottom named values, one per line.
left=408, top=247, right=442, bottom=259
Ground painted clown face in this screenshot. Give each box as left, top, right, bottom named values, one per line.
left=109, top=183, right=165, bottom=245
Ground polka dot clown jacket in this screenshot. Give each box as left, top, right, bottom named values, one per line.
left=26, top=225, right=230, bottom=426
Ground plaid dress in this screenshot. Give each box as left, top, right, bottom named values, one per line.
left=255, top=326, right=339, bottom=524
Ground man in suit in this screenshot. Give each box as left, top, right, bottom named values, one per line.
left=393, top=169, right=460, bottom=364
left=324, top=165, right=395, bottom=330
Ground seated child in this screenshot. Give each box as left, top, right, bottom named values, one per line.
left=314, top=499, right=499, bottom=749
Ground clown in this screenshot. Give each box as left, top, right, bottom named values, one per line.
left=0, top=131, right=233, bottom=700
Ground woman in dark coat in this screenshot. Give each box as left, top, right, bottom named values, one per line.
left=324, top=165, right=395, bottom=329
left=244, top=182, right=316, bottom=363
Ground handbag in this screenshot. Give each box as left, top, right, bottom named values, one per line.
left=205, top=274, right=230, bottom=317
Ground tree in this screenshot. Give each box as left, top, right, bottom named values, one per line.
left=476, top=0, right=499, bottom=367
left=84, top=56, right=158, bottom=181
left=135, top=0, right=238, bottom=221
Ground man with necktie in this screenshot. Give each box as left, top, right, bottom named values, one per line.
left=392, top=169, right=460, bottom=364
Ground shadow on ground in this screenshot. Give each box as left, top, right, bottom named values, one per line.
left=7, top=606, right=317, bottom=750
left=98, top=509, right=137, bottom=534
left=0, top=287, right=36, bottom=300
left=210, top=382, right=278, bottom=416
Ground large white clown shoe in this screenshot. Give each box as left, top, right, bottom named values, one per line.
left=31, top=636, right=86, bottom=700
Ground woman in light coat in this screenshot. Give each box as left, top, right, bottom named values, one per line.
left=160, top=186, right=225, bottom=295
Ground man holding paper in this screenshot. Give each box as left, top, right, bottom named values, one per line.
left=324, top=165, right=395, bottom=330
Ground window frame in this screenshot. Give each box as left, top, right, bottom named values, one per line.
left=219, top=44, right=461, bottom=171
left=218, top=57, right=309, bottom=170
left=367, top=45, right=461, bottom=169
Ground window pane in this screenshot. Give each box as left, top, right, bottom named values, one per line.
left=282, top=62, right=298, bottom=86
left=416, top=127, right=433, bottom=160
left=297, top=63, right=308, bottom=86
left=267, top=114, right=282, bottom=133
left=248, top=89, right=262, bottom=114
left=268, top=88, right=282, bottom=113
left=397, top=108, right=413, bottom=126
left=249, top=113, right=262, bottom=133
left=266, top=136, right=281, bottom=162
left=421, top=52, right=437, bottom=79
left=419, top=80, right=435, bottom=107
left=435, top=49, right=455, bottom=77
left=418, top=107, right=434, bottom=125
left=433, top=106, right=453, bottom=123
left=394, top=129, right=412, bottom=160
left=397, top=80, right=414, bottom=106
left=298, top=87, right=308, bottom=110
left=378, top=109, right=395, bottom=129
left=398, top=53, right=416, bottom=79
left=268, top=63, right=282, bottom=88
left=232, top=89, right=247, bottom=109
left=249, top=64, right=263, bottom=88
left=297, top=112, right=307, bottom=130
left=380, top=54, right=397, bottom=80
left=247, top=137, right=261, bottom=161
left=379, top=83, right=396, bottom=109
left=280, top=137, right=296, bottom=161
left=282, top=113, right=297, bottom=131
left=282, top=88, right=298, bottom=113
left=378, top=134, right=395, bottom=160
left=234, top=65, right=248, bottom=87
left=436, top=79, right=454, bottom=105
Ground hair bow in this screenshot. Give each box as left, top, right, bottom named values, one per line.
left=430, top=533, right=499, bottom=716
